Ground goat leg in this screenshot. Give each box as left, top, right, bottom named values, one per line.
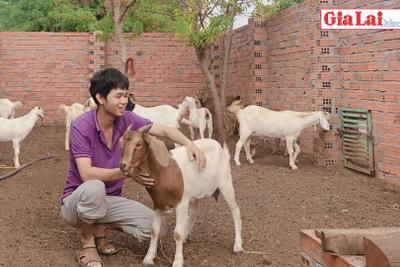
left=143, top=209, right=164, bottom=266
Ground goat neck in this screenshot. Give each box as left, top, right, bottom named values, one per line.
left=144, top=147, right=184, bottom=212
left=297, top=111, right=324, bottom=129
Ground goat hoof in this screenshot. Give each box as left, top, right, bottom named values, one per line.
left=248, top=160, right=255, bottom=164
left=233, top=245, right=243, bottom=254
left=143, top=258, right=155, bottom=266
left=235, top=162, right=241, bottom=166
left=291, top=166, right=298, bottom=171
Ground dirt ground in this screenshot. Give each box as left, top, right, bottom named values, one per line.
left=0, top=124, right=399, bottom=267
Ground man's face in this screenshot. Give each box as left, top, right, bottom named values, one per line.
left=97, top=88, right=129, bottom=116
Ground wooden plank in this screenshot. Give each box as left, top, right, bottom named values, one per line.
left=314, top=228, right=400, bottom=255
left=364, top=231, right=400, bottom=267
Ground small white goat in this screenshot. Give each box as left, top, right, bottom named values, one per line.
left=227, top=100, right=330, bottom=170
left=126, top=93, right=191, bottom=129
left=119, top=125, right=243, bottom=267
left=59, top=98, right=97, bottom=150
left=181, top=96, right=213, bottom=140
left=0, top=107, right=44, bottom=168
left=0, top=99, right=23, bottom=119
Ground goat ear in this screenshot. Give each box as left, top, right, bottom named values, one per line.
left=137, top=124, right=152, bottom=133
left=319, top=116, right=330, bottom=131
left=125, top=124, right=132, bottom=133
left=142, top=134, right=170, bottom=167
left=128, top=93, right=136, bottom=103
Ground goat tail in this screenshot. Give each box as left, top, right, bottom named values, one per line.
left=222, top=142, right=231, bottom=160
left=58, top=104, right=70, bottom=113
left=204, top=108, right=212, bottom=120
left=13, top=101, right=23, bottom=109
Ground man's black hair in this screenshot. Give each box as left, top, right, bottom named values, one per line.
left=89, top=68, right=130, bottom=105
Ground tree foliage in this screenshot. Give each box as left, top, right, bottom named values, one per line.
left=0, top=0, right=179, bottom=33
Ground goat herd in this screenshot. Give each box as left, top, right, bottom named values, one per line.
left=0, top=92, right=331, bottom=267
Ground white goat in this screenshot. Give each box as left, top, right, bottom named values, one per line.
left=59, top=98, right=97, bottom=150
left=0, top=107, right=44, bottom=168
left=0, top=99, right=23, bottom=119
left=119, top=125, right=243, bottom=267
left=227, top=100, right=330, bottom=170
left=126, top=93, right=191, bottom=129
left=181, top=96, right=213, bottom=140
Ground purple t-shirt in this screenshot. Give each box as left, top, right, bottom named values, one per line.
left=60, top=109, right=152, bottom=204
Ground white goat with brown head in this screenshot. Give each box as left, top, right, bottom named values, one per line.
left=227, top=100, right=330, bottom=170
left=119, top=125, right=243, bottom=267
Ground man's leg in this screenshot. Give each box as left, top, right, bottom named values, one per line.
left=61, top=180, right=107, bottom=267
left=96, top=196, right=168, bottom=242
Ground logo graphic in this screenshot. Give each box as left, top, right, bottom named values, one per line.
left=321, top=9, right=400, bottom=29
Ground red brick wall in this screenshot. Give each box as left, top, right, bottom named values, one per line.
left=0, top=32, right=92, bottom=123
left=337, top=0, right=400, bottom=183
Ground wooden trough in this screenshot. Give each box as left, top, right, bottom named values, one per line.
left=300, top=228, right=400, bottom=267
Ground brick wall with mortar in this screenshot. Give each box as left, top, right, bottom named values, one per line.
left=263, top=0, right=400, bottom=184
left=0, top=32, right=93, bottom=123
left=336, top=0, right=400, bottom=184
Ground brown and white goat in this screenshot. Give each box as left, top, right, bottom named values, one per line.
left=119, top=125, right=243, bottom=267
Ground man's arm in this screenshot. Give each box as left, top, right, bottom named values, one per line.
left=76, top=157, right=155, bottom=186
left=76, top=157, right=124, bottom=182
left=148, top=123, right=206, bottom=170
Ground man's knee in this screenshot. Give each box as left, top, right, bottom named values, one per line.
left=77, top=180, right=107, bottom=222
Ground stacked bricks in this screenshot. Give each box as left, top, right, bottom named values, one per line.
left=311, top=0, right=342, bottom=166
left=300, top=229, right=366, bottom=267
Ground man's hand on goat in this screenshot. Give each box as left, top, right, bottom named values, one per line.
left=130, top=170, right=154, bottom=188
left=185, top=142, right=206, bottom=170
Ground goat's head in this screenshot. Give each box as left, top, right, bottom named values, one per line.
left=119, top=124, right=170, bottom=176
left=85, top=97, right=97, bottom=110
left=125, top=92, right=136, bottom=111
left=182, top=96, right=197, bottom=109
left=196, top=90, right=208, bottom=104
left=34, top=106, right=45, bottom=125
left=319, top=111, right=331, bottom=131
left=227, top=100, right=244, bottom=114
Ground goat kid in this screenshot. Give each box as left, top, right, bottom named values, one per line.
left=119, top=125, right=243, bottom=267
left=0, top=99, right=23, bottom=119
left=59, top=98, right=97, bottom=150
left=182, top=96, right=213, bottom=140
left=227, top=100, right=330, bottom=170
left=0, top=107, right=44, bottom=168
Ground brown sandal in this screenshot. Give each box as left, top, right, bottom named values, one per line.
left=75, top=246, right=104, bottom=267
left=94, top=236, right=118, bottom=256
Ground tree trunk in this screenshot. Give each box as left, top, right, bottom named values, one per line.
left=195, top=46, right=226, bottom=145
left=219, top=6, right=235, bottom=142
left=112, top=0, right=127, bottom=73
